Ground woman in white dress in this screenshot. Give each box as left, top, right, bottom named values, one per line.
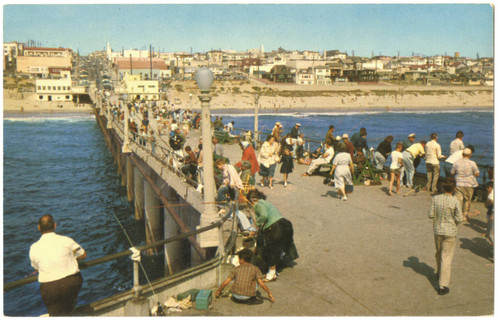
left=329, top=143, right=354, bottom=201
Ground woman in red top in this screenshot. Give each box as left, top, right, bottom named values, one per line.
left=235, top=141, right=260, bottom=176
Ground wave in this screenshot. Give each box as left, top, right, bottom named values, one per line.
left=214, top=108, right=493, bottom=118
left=4, top=113, right=95, bottom=122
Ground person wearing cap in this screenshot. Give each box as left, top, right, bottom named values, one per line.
left=374, top=136, right=393, bottom=171
left=235, top=141, right=260, bottom=177
left=401, top=140, right=426, bottom=188
left=342, top=134, right=355, bottom=159
left=290, top=123, right=301, bottom=139
left=451, top=148, right=480, bottom=220
left=272, top=122, right=283, bottom=142
left=425, top=133, right=446, bottom=192
left=401, top=133, right=418, bottom=186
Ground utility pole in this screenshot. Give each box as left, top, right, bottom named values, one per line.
left=150, top=44, right=152, bottom=80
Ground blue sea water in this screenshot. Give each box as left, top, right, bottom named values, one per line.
left=2, top=110, right=494, bottom=316
left=217, top=110, right=494, bottom=177
left=3, top=114, right=149, bottom=316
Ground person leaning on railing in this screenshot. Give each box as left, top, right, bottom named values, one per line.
left=29, top=214, right=87, bottom=316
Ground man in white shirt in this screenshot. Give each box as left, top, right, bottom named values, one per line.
left=29, top=214, right=87, bottom=316
left=425, top=133, right=446, bottom=192
left=449, top=131, right=465, bottom=154
left=302, top=142, right=335, bottom=176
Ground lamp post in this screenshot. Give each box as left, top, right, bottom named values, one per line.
left=121, top=94, right=131, bottom=153
left=253, top=93, right=260, bottom=145
left=195, top=67, right=218, bottom=247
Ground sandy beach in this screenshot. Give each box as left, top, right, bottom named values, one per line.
left=3, top=78, right=493, bottom=115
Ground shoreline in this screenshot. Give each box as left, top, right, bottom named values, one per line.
left=3, top=105, right=493, bottom=119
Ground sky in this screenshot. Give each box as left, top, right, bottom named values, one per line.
left=2, top=3, right=494, bottom=58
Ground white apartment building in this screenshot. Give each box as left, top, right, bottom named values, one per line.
left=123, top=74, right=159, bottom=100
left=35, top=71, right=72, bottom=102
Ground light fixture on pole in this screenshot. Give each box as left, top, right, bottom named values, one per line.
left=253, top=93, right=260, bottom=145
left=121, top=93, right=131, bottom=153
left=195, top=67, right=218, bottom=247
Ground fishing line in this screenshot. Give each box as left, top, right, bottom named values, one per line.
left=346, top=114, right=376, bottom=135
left=110, top=212, right=161, bottom=304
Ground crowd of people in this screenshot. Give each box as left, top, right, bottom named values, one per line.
left=30, top=96, right=491, bottom=313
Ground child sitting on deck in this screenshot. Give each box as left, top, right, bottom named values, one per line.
left=215, top=249, right=275, bottom=304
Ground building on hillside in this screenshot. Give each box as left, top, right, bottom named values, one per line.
left=262, top=65, right=295, bottom=83
left=35, top=70, right=73, bottom=102
left=17, top=56, right=72, bottom=76
left=122, top=74, right=159, bottom=100
left=23, top=47, right=72, bottom=58
left=114, top=57, right=169, bottom=80
left=3, top=41, right=24, bottom=71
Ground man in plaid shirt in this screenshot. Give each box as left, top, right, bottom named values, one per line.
left=215, top=249, right=275, bottom=304
left=428, top=177, right=464, bottom=295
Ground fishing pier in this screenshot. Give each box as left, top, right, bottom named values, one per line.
left=4, top=86, right=494, bottom=316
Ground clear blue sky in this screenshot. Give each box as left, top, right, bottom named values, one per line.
left=2, top=3, right=494, bottom=58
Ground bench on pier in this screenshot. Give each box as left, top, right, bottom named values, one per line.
left=214, top=130, right=235, bottom=145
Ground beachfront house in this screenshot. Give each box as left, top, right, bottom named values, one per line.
left=296, top=69, right=314, bottom=85
left=262, top=65, right=295, bottom=83
left=314, top=65, right=332, bottom=85
left=35, top=70, right=73, bottom=102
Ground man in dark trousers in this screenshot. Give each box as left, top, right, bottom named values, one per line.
left=29, top=214, right=87, bottom=316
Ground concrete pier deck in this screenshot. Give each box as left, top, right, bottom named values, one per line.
left=171, top=127, right=493, bottom=316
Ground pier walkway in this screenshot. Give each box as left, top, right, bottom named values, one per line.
left=84, top=90, right=494, bottom=316
left=155, top=124, right=493, bottom=316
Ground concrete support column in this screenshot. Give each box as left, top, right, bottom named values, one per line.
left=164, top=206, right=181, bottom=275
left=134, top=167, right=145, bottom=220
left=144, top=181, right=162, bottom=256
left=126, top=156, right=134, bottom=201
left=120, top=154, right=127, bottom=186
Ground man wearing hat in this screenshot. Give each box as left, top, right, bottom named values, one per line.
left=401, top=133, right=417, bottom=186
left=291, top=123, right=301, bottom=139
left=451, top=148, right=480, bottom=220
left=272, top=122, right=283, bottom=142
left=401, top=140, right=426, bottom=188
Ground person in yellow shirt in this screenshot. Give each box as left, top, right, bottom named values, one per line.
left=401, top=140, right=426, bottom=188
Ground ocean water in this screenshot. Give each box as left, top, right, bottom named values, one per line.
left=3, top=110, right=494, bottom=316
left=217, top=110, right=494, bottom=177
left=3, top=114, right=150, bottom=316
